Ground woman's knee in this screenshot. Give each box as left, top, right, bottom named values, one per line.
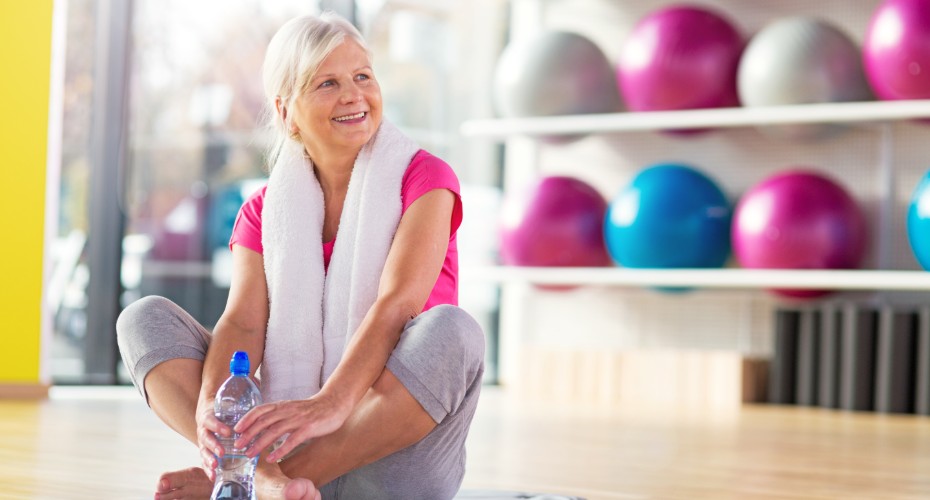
left=117, top=295, right=176, bottom=321
left=410, top=304, right=485, bottom=367
left=116, top=296, right=177, bottom=343
left=115, top=295, right=207, bottom=366
left=116, top=296, right=210, bottom=397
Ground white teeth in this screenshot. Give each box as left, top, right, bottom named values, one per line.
left=334, top=112, right=365, bottom=122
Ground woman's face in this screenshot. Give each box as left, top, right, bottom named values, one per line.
left=291, top=39, right=382, bottom=158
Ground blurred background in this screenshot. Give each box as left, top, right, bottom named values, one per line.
left=8, top=0, right=930, bottom=496
left=49, top=0, right=507, bottom=385
left=30, top=0, right=930, bottom=417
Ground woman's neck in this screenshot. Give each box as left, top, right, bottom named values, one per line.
left=309, top=145, right=359, bottom=196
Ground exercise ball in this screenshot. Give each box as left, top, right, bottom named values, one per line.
left=738, top=17, right=873, bottom=140
left=864, top=0, right=930, bottom=100
left=604, top=164, right=731, bottom=269
left=907, top=171, right=930, bottom=269
left=732, top=170, right=868, bottom=298
left=206, top=178, right=266, bottom=253
left=493, top=31, right=622, bottom=119
left=499, top=176, right=612, bottom=268
left=617, top=5, right=743, bottom=113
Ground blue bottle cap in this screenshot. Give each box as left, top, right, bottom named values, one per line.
left=230, top=351, right=249, bottom=376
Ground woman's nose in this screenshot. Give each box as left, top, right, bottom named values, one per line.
left=339, top=84, right=361, bottom=104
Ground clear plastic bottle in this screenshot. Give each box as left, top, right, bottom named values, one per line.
left=210, top=351, right=263, bottom=500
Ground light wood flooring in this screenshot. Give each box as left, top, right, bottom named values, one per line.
left=0, top=386, right=929, bottom=499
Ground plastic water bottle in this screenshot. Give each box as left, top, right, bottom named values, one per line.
left=210, top=351, right=262, bottom=500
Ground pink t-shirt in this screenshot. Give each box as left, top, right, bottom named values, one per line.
left=229, top=149, right=462, bottom=310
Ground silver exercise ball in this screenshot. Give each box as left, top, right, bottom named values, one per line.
left=737, top=17, right=874, bottom=140
left=493, top=30, right=622, bottom=119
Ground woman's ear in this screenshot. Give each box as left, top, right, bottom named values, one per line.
left=276, top=96, right=300, bottom=138
left=275, top=96, right=288, bottom=123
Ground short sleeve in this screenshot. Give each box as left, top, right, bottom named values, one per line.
left=229, top=185, right=267, bottom=254
left=401, top=150, right=463, bottom=235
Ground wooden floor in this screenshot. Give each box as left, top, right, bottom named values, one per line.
left=1, top=386, right=929, bottom=499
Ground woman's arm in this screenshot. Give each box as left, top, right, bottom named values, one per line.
left=200, top=245, right=269, bottom=402
left=321, top=187, right=456, bottom=409
left=235, top=188, right=456, bottom=461
left=195, top=245, right=269, bottom=475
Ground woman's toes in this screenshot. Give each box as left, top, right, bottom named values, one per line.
left=155, top=466, right=213, bottom=499
left=282, top=478, right=318, bottom=500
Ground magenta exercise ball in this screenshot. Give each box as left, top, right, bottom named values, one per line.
left=499, top=176, right=611, bottom=268
left=732, top=170, right=868, bottom=298
left=617, top=5, right=743, bottom=113
left=864, top=0, right=930, bottom=100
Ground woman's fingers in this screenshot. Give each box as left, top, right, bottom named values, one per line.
left=200, top=414, right=231, bottom=457
left=266, top=429, right=306, bottom=462
left=203, top=413, right=231, bottom=437
left=234, top=403, right=277, bottom=434
left=204, top=464, right=216, bottom=482
left=241, top=403, right=311, bottom=458
left=199, top=428, right=219, bottom=457
left=235, top=417, right=277, bottom=449
left=200, top=446, right=217, bottom=473
left=232, top=399, right=344, bottom=460
left=245, top=417, right=297, bottom=458
left=236, top=403, right=293, bottom=446
left=200, top=419, right=231, bottom=457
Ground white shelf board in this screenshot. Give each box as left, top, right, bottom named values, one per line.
left=460, top=100, right=930, bottom=139
left=460, top=266, right=930, bottom=291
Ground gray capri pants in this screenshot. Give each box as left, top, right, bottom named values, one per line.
left=116, top=295, right=485, bottom=500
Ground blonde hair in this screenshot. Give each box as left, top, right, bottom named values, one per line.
left=261, top=12, right=370, bottom=168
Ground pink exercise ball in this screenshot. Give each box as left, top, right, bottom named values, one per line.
left=864, top=0, right=930, bottom=100
left=617, top=5, right=744, bottom=113
left=499, top=176, right=611, bottom=268
left=732, top=170, right=868, bottom=298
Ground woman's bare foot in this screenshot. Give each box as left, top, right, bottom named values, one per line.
left=256, top=460, right=321, bottom=500
left=153, top=463, right=319, bottom=500
left=283, top=479, right=321, bottom=500
left=154, top=466, right=213, bottom=500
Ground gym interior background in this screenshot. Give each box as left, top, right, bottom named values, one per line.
left=5, top=0, right=930, bottom=498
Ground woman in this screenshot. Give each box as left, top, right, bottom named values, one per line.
left=117, top=12, right=484, bottom=500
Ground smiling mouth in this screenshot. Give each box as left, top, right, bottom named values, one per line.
left=333, top=111, right=366, bottom=122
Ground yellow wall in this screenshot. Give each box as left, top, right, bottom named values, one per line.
left=0, top=1, right=54, bottom=383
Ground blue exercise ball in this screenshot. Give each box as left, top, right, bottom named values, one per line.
left=206, top=178, right=266, bottom=253
left=605, top=164, right=731, bottom=268
left=908, top=171, right=930, bottom=269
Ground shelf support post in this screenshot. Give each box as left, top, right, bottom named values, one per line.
left=876, top=123, right=895, bottom=271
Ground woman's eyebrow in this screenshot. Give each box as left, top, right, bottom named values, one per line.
left=311, top=66, right=372, bottom=82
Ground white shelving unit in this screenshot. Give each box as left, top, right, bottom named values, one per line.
left=460, top=100, right=930, bottom=292
left=461, top=266, right=930, bottom=291
left=461, top=100, right=930, bottom=138
left=463, top=0, right=930, bottom=396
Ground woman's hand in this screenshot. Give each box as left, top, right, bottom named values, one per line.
left=195, top=397, right=229, bottom=481
left=234, top=391, right=352, bottom=463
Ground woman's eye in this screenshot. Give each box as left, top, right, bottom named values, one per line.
left=355, top=73, right=370, bottom=81
left=319, top=80, right=335, bottom=88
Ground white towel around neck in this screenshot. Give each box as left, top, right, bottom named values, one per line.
left=260, top=120, right=420, bottom=403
